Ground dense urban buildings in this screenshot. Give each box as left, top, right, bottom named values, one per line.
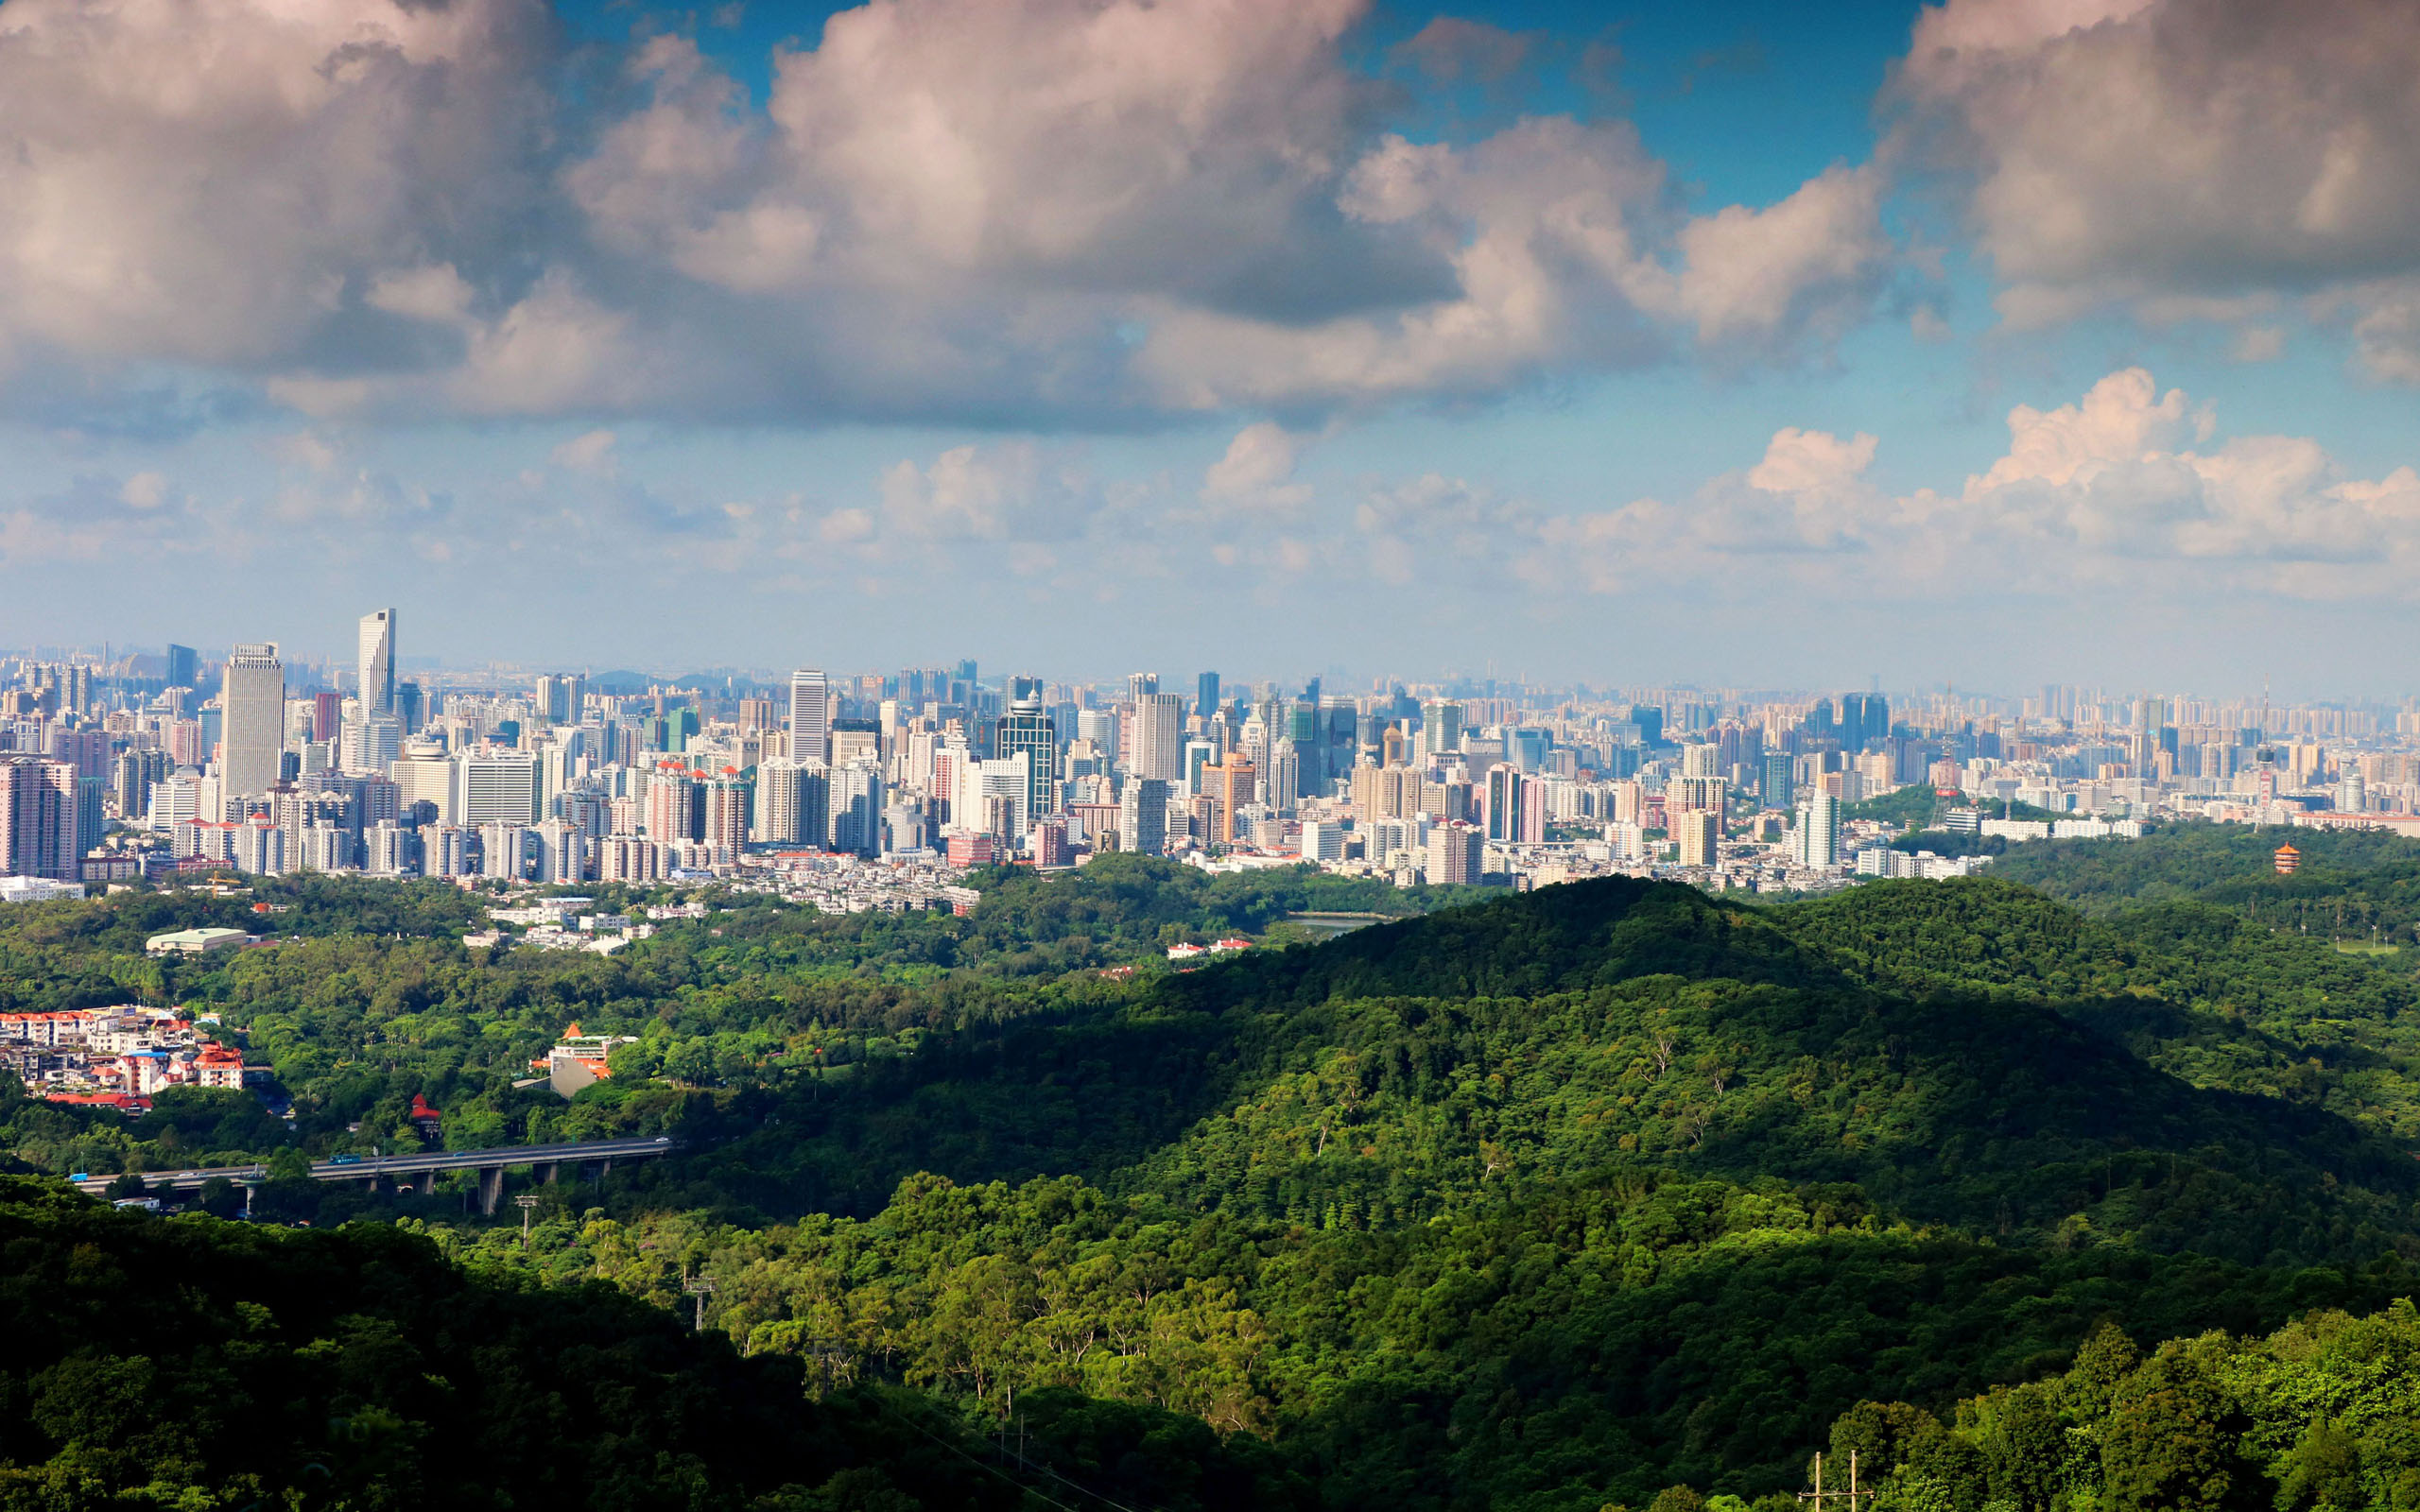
left=5, top=617, right=2419, bottom=899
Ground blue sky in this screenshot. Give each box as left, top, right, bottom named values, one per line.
left=3, top=0, right=2418, bottom=696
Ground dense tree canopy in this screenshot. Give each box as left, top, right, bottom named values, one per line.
left=4, top=834, right=2420, bottom=1509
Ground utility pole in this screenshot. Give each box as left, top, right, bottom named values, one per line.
left=1799, top=1452, right=1870, bottom=1512
left=684, top=1277, right=717, bottom=1333
left=515, top=1194, right=539, bottom=1249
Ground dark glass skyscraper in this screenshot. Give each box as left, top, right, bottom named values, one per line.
left=998, top=685, right=1059, bottom=823
left=1196, top=671, right=1219, bottom=718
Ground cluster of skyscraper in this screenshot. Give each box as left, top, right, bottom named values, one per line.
left=11, top=625, right=2420, bottom=899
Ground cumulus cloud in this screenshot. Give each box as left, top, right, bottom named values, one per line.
left=0, top=0, right=553, bottom=375
left=877, top=442, right=1099, bottom=543
left=1316, top=367, right=2420, bottom=605
left=0, top=0, right=1900, bottom=426
left=1889, top=0, right=2420, bottom=373
left=1200, top=422, right=1314, bottom=512
left=1670, top=164, right=1894, bottom=354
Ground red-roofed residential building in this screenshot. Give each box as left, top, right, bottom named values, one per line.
left=194, top=1045, right=247, bottom=1089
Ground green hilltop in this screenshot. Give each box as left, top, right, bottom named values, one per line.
left=6, top=835, right=2420, bottom=1508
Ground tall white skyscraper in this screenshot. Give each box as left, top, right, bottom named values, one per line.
left=788, top=668, right=831, bottom=766
left=1118, top=777, right=1169, bottom=856
left=1790, top=791, right=1841, bottom=868
left=220, top=643, right=286, bottom=799
left=357, top=610, right=396, bottom=718
left=1131, top=693, right=1185, bottom=782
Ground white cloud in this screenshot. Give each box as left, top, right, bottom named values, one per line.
left=877, top=441, right=1098, bottom=543
left=118, top=472, right=169, bottom=510
left=1747, top=427, right=1877, bottom=494
left=1970, top=367, right=2187, bottom=490
left=1890, top=0, right=2420, bottom=374
left=550, top=429, right=618, bottom=476
left=0, top=0, right=551, bottom=372
left=1670, top=164, right=1894, bottom=353
left=1200, top=422, right=1313, bottom=512
left=1492, top=367, right=2420, bottom=602
left=0, top=0, right=1903, bottom=426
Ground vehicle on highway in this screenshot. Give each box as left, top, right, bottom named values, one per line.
left=326, top=1154, right=364, bottom=1166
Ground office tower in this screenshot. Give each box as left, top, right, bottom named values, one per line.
left=535, top=821, right=585, bottom=884
left=1839, top=693, right=1871, bottom=749
left=537, top=674, right=569, bottom=725
left=219, top=643, right=286, bottom=799
left=480, top=824, right=527, bottom=880
left=974, top=754, right=1033, bottom=838
left=164, top=644, right=199, bottom=691
left=390, top=753, right=454, bottom=823
left=1760, top=752, right=1794, bottom=811
left=0, top=756, right=78, bottom=880
left=832, top=727, right=881, bottom=766
left=341, top=716, right=403, bottom=777
left=1077, top=708, right=1117, bottom=764
left=645, top=767, right=701, bottom=842
left=1675, top=809, right=1719, bottom=868
left=1792, top=792, right=1841, bottom=868
left=112, top=748, right=169, bottom=823
left=700, top=772, right=752, bottom=855
left=1483, top=765, right=1526, bottom=843
left=882, top=801, right=925, bottom=855
left=1118, top=777, right=1169, bottom=856
left=1182, top=739, right=1215, bottom=796
left=1204, top=760, right=1255, bottom=845
left=357, top=610, right=396, bottom=718
left=1132, top=693, right=1185, bottom=782
left=424, top=824, right=469, bottom=879
left=751, top=758, right=827, bottom=846
left=365, top=821, right=417, bottom=877
left=234, top=817, right=285, bottom=876
left=1196, top=671, right=1220, bottom=718
left=1127, top=672, right=1159, bottom=703
left=1267, top=738, right=1301, bottom=816
left=828, top=760, right=885, bottom=857
left=1629, top=704, right=1665, bottom=746
left=395, top=680, right=424, bottom=735
left=1283, top=699, right=1322, bottom=795
left=1426, top=821, right=1481, bottom=885
left=788, top=668, right=832, bottom=765
left=456, top=752, right=543, bottom=826
left=997, top=689, right=1058, bottom=824
left=312, top=690, right=342, bottom=743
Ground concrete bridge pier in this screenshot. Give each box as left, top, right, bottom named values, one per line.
left=477, top=1167, right=504, bottom=1216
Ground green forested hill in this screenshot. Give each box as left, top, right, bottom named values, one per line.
left=1775, top=877, right=2420, bottom=1143
left=665, top=877, right=2420, bottom=1261
left=1993, top=821, right=2420, bottom=942
left=0, top=1175, right=1302, bottom=1512
left=9, top=857, right=2420, bottom=1509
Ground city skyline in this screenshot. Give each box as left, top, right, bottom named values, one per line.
left=4, top=1, right=2420, bottom=687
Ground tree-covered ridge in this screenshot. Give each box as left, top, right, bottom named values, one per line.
left=1841, top=786, right=2064, bottom=830
left=657, top=877, right=2420, bottom=1260
left=1772, top=878, right=2420, bottom=1143
left=1993, top=821, right=2420, bottom=942
left=0, top=1175, right=1305, bottom=1512
left=0, top=857, right=1451, bottom=1182
left=1823, top=1300, right=2420, bottom=1512
left=424, top=1166, right=2413, bottom=1509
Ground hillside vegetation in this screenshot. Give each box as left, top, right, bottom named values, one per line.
left=7, top=837, right=2420, bottom=1508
